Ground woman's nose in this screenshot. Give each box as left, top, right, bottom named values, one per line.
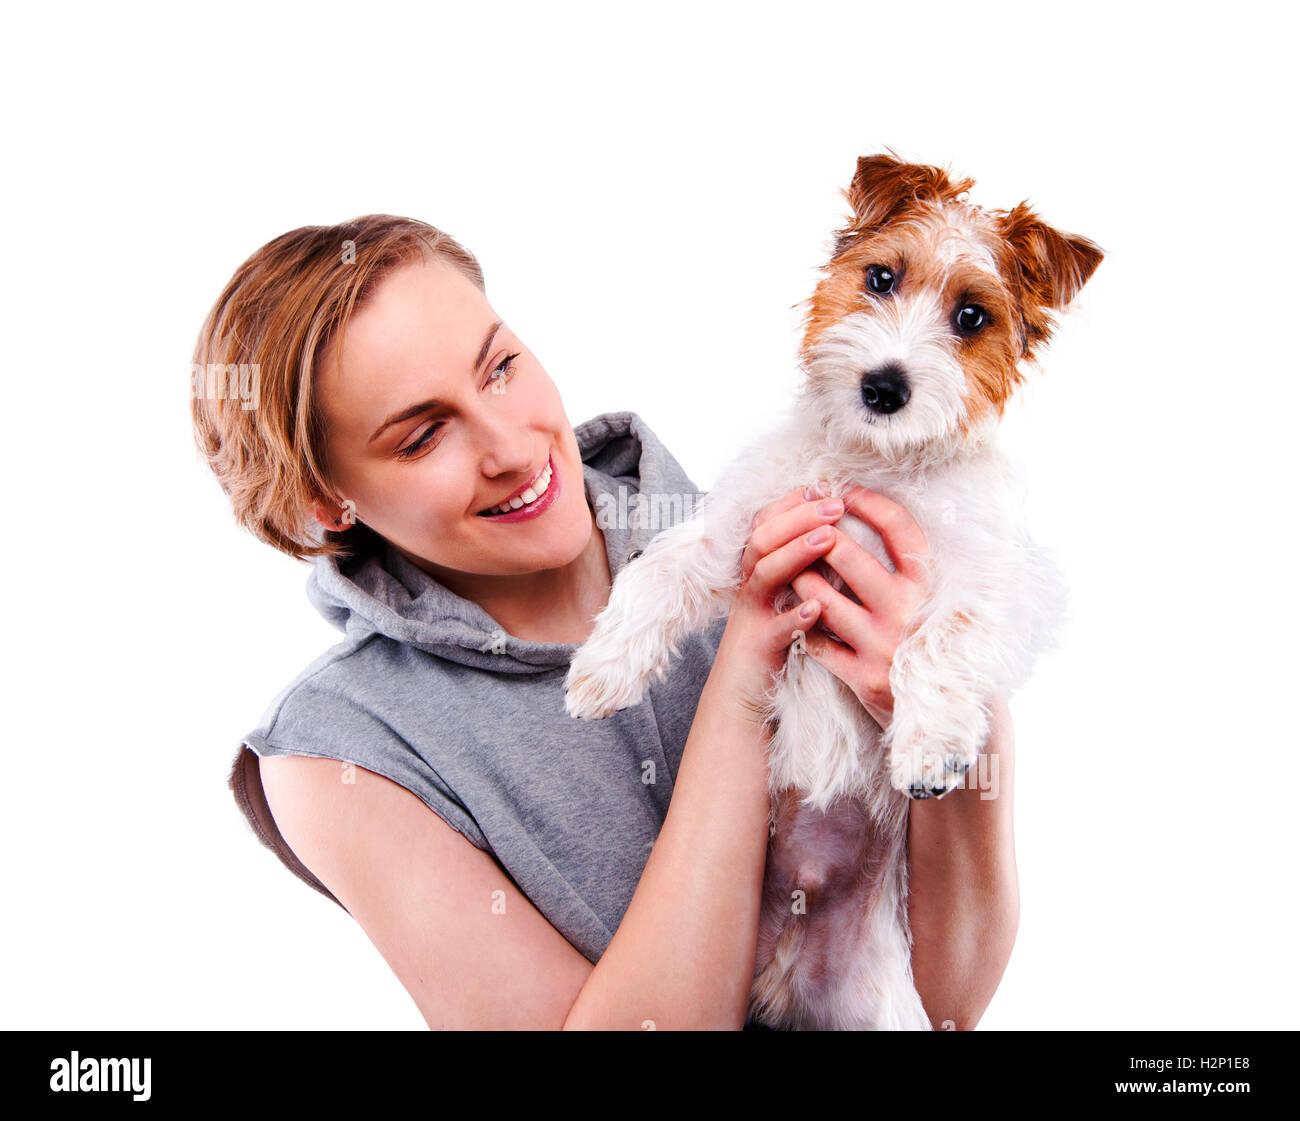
left=474, top=409, right=535, bottom=479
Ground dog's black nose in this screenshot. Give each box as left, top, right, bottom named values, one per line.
left=861, top=364, right=911, bottom=415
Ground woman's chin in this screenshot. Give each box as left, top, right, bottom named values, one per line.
left=533, top=501, right=601, bottom=570
left=461, top=502, right=589, bottom=571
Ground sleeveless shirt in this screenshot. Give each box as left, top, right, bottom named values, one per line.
left=228, top=411, right=727, bottom=964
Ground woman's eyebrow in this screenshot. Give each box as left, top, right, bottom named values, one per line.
left=367, top=321, right=503, bottom=444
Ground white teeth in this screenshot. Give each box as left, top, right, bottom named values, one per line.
left=483, top=461, right=553, bottom=515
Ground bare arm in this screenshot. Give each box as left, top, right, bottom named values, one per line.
left=259, top=754, right=595, bottom=1029
left=260, top=668, right=772, bottom=1031
left=261, top=486, right=846, bottom=1030
left=906, top=695, right=1019, bottom=1030
left=560, top=636, right=774, bottom=1029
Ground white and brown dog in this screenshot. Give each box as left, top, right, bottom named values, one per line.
left=565, top=153, right=1102, bottom=1030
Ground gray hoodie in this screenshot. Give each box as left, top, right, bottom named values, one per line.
left=229, top=412, right=727, bottom=964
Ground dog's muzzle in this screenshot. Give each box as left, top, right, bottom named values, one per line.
left=860, top=363, right=911, bottom=415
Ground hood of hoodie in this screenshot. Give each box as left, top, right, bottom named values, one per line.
left=305, top=411, right=705, bottom=675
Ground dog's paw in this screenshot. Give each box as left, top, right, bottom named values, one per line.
left=564, top=649, right=650, bottom=719
left=883, top=691, right=990, bottom=800
left=887, top=741, right=978, bottom=800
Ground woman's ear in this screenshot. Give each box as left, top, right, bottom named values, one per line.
left=311, top=497, right=356, bottom=530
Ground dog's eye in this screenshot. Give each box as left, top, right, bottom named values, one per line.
left=956, top=304, right=988, bottom=333
left=865, top=265, right=895, bottom=295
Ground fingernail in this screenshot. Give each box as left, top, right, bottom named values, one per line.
left=806, top=527, right=829, bottom=546
left=818, top=498, right=842, bottom=517
left=799, top=601, right=817, bottom=619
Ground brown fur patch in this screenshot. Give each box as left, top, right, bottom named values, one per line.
left=996, top=202, right=1105, bottom=361
left=833, top=152, right=974, bottom=256
left=801, top=155, right=1104, bottom=434
left=804, top=207, right=1027, bottom=430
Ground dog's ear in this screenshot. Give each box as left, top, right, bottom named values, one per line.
left=997, top=203, right=1103, bottom=357
left=1000, top=201, right=1104, bottom=312
left=833, top=153, right=973, bottom=256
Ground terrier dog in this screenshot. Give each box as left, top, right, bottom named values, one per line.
left=564, top=154, right=1102, bottom=1030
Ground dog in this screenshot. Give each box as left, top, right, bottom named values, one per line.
left=564, top=153, right=1102, bottom=1030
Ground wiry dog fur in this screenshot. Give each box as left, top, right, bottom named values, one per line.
left=564, top=154, right=1103, bottom=1030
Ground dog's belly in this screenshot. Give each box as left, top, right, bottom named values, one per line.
left=751, top=788, right=923, bottom=1029
left=757, top=791, right=889, bottom=974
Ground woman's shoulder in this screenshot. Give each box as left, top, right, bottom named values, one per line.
left=251, top=630, right=408, bottom=735
left=239, top=629, right=489, bottom=832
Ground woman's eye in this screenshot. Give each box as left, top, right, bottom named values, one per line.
left=866, top=265, right=895, bottom=295
left=396, top=421, right=443, bottom=460
left=487, top=352, right=521, bottom=389
left=396, top=354, right=521, bottom=460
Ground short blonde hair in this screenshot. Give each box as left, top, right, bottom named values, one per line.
left=190, top=215, right=484, bottom=561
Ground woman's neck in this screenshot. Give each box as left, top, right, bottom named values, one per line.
left=407, top=506, right=613, bottom=645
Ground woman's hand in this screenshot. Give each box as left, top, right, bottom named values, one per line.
left=787, top=486, right=933, bottom=729
left=708, top=481, right=847, bottom=723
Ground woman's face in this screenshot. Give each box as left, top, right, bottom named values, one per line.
left=314, top=255, right=595, bottom=581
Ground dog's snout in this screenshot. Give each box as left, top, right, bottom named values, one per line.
left=860, top=364, right=911, bottom=415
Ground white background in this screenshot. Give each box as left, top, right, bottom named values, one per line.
left=2, top=0, right=1296, bottom=1029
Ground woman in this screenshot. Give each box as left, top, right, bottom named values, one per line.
left=193, top=215, right=1019, bottom=1030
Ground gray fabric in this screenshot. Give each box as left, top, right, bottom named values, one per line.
left=232, top=411, right=726, bottom=964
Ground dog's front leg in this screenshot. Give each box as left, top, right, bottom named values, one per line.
left=882, top=610, right=999, bottom=798
left=564, top=492, right=752, bottom=719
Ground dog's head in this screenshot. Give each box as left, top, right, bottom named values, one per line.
left=799, top=153, right=1103, bottom=461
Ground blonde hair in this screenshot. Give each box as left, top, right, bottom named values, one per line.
left=191, top=215, right=484, bottom=561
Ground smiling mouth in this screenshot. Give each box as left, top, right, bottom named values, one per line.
left=476, top=455, right=555, bottom=516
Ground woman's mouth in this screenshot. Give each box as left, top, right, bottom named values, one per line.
left=476, top=453, right=560, bottom=523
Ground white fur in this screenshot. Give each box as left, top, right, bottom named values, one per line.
left=564, top=212, right=1069, bottom=1030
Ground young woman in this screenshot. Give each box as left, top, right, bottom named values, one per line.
left=193, top=215, right=1019, bottom=1030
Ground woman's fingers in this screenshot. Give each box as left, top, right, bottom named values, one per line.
left=743, top=498, right=845, bottom=581
left=807, top=525, right=897, bottom=616
left=789, top=565, right=876, bottom=652
left=741, top=483, right=840, bottom=581
left=840, top=486, right=932, bottom=584
left=741, top=484, right=930, bottom=594
left=800, top=625, right=894, bottom=728
left=750, top=480, right=830, bottom=532
left=747, top=523, right=838, bottom=600
left=799, top=624, right=859, bottom=681
left=766, top=597, right=822, bottom=655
